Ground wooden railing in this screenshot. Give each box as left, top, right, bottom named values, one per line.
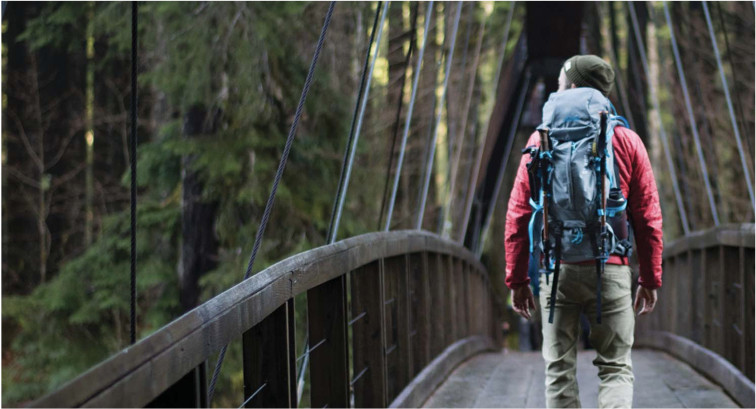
left=33, top=230, right=502, bottom=408
left=635, top=223, right=755, bottom=406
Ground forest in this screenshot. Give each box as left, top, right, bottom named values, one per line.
left=1, top=1, right=753, bottom=407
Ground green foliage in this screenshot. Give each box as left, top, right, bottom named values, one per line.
left=16, top=3, right=89, bottom=52
left=2, top=200, right=181, bottom=405
left=5, top=1, right=377, bottom=405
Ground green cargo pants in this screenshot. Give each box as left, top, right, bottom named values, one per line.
left=539, top=263, right=635, bottom=408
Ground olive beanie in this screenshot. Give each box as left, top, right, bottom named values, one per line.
left=562, top=55, right=615, bottom=96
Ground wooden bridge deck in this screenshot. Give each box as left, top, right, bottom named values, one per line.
left=423, top=349, right=739, bottom=408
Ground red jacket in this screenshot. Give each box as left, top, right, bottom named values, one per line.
left=504, top=126, right=663, bottom=290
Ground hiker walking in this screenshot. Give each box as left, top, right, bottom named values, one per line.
left=505, top=55, right=663, bottom=408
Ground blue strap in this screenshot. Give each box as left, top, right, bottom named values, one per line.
left=611, top=114, right=630, bottom=128
left=528, top=198, right=543, bottom=253
left=606, top=199, right=628, bottom=217
left=528, top=252, right=540, bottom=297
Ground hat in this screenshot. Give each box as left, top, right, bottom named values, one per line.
left=562, top=55, right=615, bottom=96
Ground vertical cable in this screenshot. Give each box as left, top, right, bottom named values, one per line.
left=444, top=9, right=487, bottom=239
left=628, top=2, right=690, bottom=234
left=702, top=1, right=755, bottom=212
left=457, top=6, right=516, bottom=243
left=208, top=3, right=336, bottom=403
left=598, top=2, right=636, bottom=130
left=414, top=2, right=463, bottom=230
left=130, top=0, right=138, bottom=346
left=715, top=2, right=753, bottom=152
left=663, top=2, right=719, bottom=225
left=383, top=1, right=436, bottom=230
left=378, top=3, right=419, bottom=230
left=328, top=1, right=389, bottom=243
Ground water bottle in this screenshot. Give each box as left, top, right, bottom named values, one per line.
left=607, top=188, right=628, bottom=240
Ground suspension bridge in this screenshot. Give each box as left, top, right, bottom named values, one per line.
left=27, top=1, right=754, bottom=408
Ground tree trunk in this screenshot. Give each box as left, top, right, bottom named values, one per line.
left=178, top=105, right=219, bottom=312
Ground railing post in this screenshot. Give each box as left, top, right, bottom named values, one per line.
left=445, top=255, right=458, bottom=346
left=463, top=262, right=471, bottom=338
left=722, top=246, right=742, bottom=372
left=428, top=254, right=445, bottom=357
left=350, top=261, right=387, bottom=408
left=382, top=255, right=411, bottom=401
left=242, top=301, right=294, bottom=408
left=455, top=259, right=467, bottom=340
left=307, top=276, right=349, bottom=408
left=715, top=245, right=727, bottom=358
left=400, top=255, right=412, bottom=393
left=744, top=246, right=755, bottom=381
left=691, top=249, right=703, bottom=344
left=409, top=252, right=431, bottom=375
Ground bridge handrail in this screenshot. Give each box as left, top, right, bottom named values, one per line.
left=636, top=222, right=755, bottom=401
left=662, top=222, right=754, bottom=258
left=33, top=230, right=499, bottom=408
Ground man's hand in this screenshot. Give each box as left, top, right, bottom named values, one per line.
left=634, top=286, right=657, bottom=315
left=512, top=285, right=536, bottom=320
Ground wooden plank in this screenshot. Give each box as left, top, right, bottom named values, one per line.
left=462, top=262, right=471, bottom=338
left=399, top=255, right=412, bottom=396
left=703, top=247, right=718, bottom=352
left=455, top=259, right=467, bottom=340
left=663, top=224, right=755, bottom=258
left=738, top=246, right=747, bottom=375
left=722, top=246, right=742, bottom=371
left=715, top=245, right=727, bottom=357
left=445, top=255, right=457, bottom=347
left=744, top=247, right=755, bottom=381
left=382, top=255, right=410, bottom=402
left=388, top=336, right=496, bottom=408
left=242, top=302, right=292, bottom=408
left=691, top=249, right=703, bottom=344
left=428, top=254, right=445, bottom=358
left=307, top=276, right=349, bottom=408
left=350, top=262, right=387, bottom=408
left=677, top=252, right=692, bottom=338
left=635, top=331, right=755, bottom=408
left=287, top=299, right=297, bottom=407
left=409, top=252, right=431, bottom=376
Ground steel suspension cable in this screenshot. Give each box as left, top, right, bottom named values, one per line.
left=597, top=2, right=636, bottom=130
left=454, top=1, right=516, bottom=251
left=414, top=2, right=463, bottom=230
left=443, top=9, right=487, bottom=239
left=378, top=2, right=419, bottom=230
left=328, top=1, right=388, bottom=243
left=467, top=2, right=516, bottom=253
left=476, top=71, right=531, bottom=258
left=130, top=1, right=138, bottom=346
left=208, top=3, right=336, bottom=403
left=663, top=2, right=719, bottom=225
left=628, top=2, right=690, bottom=235
left=716, top=2, right=753, bottom=154
left=383, top=1, right=435, bottom=230
left=702, top=1, right=755, bottom=211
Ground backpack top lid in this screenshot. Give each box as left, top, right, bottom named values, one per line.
left=537, top=87, right=612, bottom=142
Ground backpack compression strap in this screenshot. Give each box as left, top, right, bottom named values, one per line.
left=547, top=223, right=563, bottom=324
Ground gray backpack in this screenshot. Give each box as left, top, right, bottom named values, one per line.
left=523, top=87, right=633, bottom=324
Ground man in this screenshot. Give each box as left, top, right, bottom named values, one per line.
left=504, top=55, right=663, bottom=408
